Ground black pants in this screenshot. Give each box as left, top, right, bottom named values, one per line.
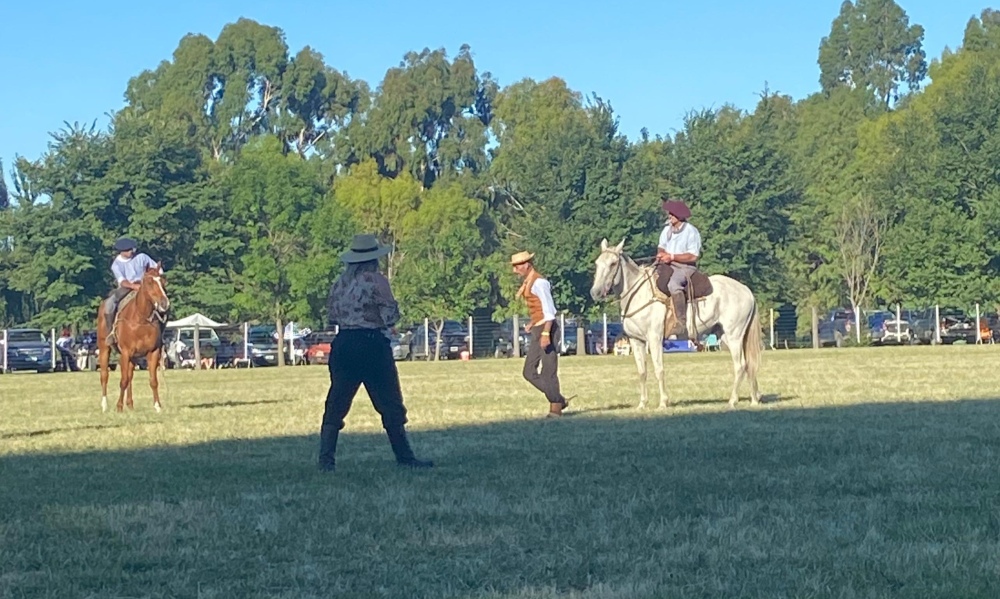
left=322, top=329, right=408, bottom=431
left=523, top=322, right=563, bottom=404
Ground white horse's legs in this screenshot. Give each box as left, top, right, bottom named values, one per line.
left=649, top=336, right=670, bottom=409
left=630, top=338, right=649, bottom=409
left=723, top=332, right=747, bottom=408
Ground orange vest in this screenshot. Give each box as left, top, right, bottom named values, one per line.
left=518, top=269, right=546, bottom=325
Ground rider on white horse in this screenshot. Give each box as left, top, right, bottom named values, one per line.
left=654, top=198, right=702, bottom=341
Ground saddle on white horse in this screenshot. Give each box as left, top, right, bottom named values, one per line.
left=651, top=267, right=714, bottom=340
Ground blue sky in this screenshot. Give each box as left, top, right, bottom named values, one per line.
left=0, top=0, right=990, bottom=181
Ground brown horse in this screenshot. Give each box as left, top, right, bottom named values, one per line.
left=96, top=264, right=170, bottom=413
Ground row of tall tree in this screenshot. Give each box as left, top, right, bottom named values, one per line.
left=3, top=2, right=1000, bottom=335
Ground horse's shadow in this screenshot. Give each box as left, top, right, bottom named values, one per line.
left=0, top=423, right=129, bottom=440
left=185, top=399, right=295, bottom=410
left=567, top=395, right=796, bottom=414
left=675, top=394, right=796, bottom=407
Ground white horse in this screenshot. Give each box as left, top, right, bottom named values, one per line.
left=590, top=238, right=762, bottom=408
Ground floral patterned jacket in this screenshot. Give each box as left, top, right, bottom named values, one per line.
left=326, top=271, right=400, bottom=340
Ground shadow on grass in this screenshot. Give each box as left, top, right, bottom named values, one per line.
left=4, top=398, right=1000, bottom=598
left=0, top=423, right=128, bottom=440
left=185, top=398, right=296, bottom=410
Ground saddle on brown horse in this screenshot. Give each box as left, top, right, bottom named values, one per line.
left=652, top=264, right=714, bottom=339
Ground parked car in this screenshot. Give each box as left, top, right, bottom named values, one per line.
left=868, top=310, right=913, bottom=345
left=1, top=328, right=54, bottom=373
left=246, top=326, right=281, bottom=366
left=818, top=309, right=855, bottom=347
left=303, top=330, right=337, bottom=365
left=391, top=331, right=411, bottom=361
left=867, top=310, right=913, bottom=345
left=408, top=320, right=470, bottom=360
left=910, top=308, right=977, bottom=344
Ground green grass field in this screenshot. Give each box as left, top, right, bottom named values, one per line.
left=4, top=346, right=1000, bottom=598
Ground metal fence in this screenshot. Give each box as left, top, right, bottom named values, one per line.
left=3, top=302, right=996, bottom=374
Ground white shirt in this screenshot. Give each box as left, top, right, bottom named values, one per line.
left=658, top=222, right=702, bottom=257
left=531, top=278, right=557, bottom=323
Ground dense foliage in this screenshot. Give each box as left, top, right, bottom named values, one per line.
left=3, top=4, right=999, bottom=332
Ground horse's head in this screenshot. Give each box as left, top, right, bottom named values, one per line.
left=591, top=237, right=626, bottom=301
left=140, top=263, right=170, bottom=314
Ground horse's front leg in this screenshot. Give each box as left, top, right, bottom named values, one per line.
left=649, top=333, right=670, bottom=409
left=630, top=338, right=649, bottom=409
left=99, top=345, right=111, bottom=413
left=117, top=352, right=135, bottom=412
left=147, top=347, right=163, bottom=413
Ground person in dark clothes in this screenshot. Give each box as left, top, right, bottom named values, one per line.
left=317, top=234, right=433, bottom=472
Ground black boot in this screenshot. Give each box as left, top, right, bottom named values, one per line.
left=317, top=425, right=339, bottom=472
left=386, top=427, right=433, bottom=468
left=670, top=291, right=689, bottom=340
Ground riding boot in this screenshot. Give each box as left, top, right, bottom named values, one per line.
left=670, top=291, right=689, bottom=340
left=386, top=426, right=434, bottom=468
left=317, top=425, right=339, bottom=472
left=104, top=300, right=118, bottom=346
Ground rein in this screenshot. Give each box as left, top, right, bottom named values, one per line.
left=601, top=250, right=661, bottom=318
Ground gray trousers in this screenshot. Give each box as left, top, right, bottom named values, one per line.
left=666, top=263, right=697, bottom=294
left=523, top=321, right=565, bottom=404
left=105, top=287, right=132, bottom=320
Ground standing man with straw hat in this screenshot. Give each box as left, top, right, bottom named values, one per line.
left=511, top=250, right=572, bottom=418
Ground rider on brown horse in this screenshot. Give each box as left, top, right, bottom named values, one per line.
left=654, top=197, right=703, bottom=341
left=105, top=237, right=162, bottom=346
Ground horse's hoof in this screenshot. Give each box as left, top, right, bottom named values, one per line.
left=154, top=403, right=162, bottom=413
left=657, top=403, right=671, bottom=410
left=101, top=397, right=108, bottom=413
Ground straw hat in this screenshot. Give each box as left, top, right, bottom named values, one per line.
left=510, top=251, right=535, bottom=266
left=340, top=234, right=392, bottom=263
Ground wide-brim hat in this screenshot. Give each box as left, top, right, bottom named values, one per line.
left=340, top=233, right=392, bottom=263
left=113, top=237, right=138, bottom=252
left=510, top=251, right=535, bottom=266
left=661, top=198, right=691, bottom=221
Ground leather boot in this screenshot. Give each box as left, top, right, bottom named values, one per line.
left=317, top=425, right=339, bottom=472
left=670, top=291, right=689, bottom=340
left=547, top=402, right=564, bottom=418
left=386, top=427, right=433, bottom=468
left=104, top=300, right=118, bottom=346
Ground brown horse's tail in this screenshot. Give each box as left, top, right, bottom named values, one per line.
left=742, top=299, right=763, bottom=381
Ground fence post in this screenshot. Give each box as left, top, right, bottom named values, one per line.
left=50, top=328, right=57, bottom=371
left=1, top=328, right=6, bottom=373
left=934, top=304, right=941, bottom=345
left=423, top=317, right=430, bottom=361
left=512, top=315, right=520, bottom=358
left=769, top=308, right=775, bottom=350
left=603, top=313, right=608, bottom=355
left=559, top=313, right=565, bottom=354
left=811, top=307, right=819, bottom=349
left=194, top=323, right=202, bottom=367
left=896, top=302, right=903, bottom=343
left=976, top=303, right=982, bottom=345
left=468, top=315, right=474, bottom=358
left=243, top=321, right=249, bottom=363
left=576, top=322, right=585, bottom=356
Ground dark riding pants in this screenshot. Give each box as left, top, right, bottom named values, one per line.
left=522, top=321, right=564, bottom=404
left=322, top=329, right=408, bottom=431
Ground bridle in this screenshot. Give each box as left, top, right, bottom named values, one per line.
left=140, top=274, right=170, bottom=324
left=598, top=249, right=661, bottom=318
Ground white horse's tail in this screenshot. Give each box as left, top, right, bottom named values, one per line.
left=742, top=299, right=763, bottom=381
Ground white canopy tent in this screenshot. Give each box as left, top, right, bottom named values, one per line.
left=165, top=313, right=227, bottom=329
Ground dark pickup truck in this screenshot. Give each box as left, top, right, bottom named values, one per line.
left=1, top=328, right=54, bottom=373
